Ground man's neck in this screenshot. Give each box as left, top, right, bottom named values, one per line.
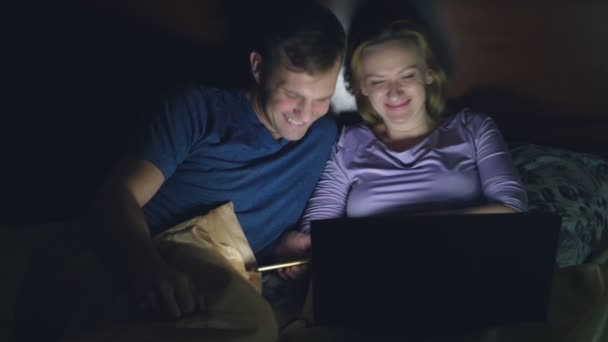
left=246, top=89, right=281, bottom=140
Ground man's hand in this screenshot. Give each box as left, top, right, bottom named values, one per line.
left=272, top=230, right=311, bottom=281
left=131, top=258, right=204, bottom=320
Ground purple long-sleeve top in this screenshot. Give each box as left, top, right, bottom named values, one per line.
left=300, top=110, right=528, bottom=232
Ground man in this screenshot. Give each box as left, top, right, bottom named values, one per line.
left=16, top=1, right=344, bottom=341
left=73, top=1, right=345, bottom=341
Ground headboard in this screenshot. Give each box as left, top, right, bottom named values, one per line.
left=437, top=1, right=608, bottom=156
left=325, top=0, right=608, bottom=156
left=75, top=0, right=608, bottom=156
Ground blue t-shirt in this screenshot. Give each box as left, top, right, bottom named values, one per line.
left=132, top=86, right=338, bottom=254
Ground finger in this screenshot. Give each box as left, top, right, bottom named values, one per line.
left=291, top=232, right=311, bottom=251
left=196, top=290, right=207, bottom=313
left=284, top=266, right=302, bottom=281
left=186, top=276, right=205, bottom=312
left=290, top=265, right=309, bottom=280
left=158, top=280, right=182, bottom=319
left=300, top=233, right=311, bottom=251
left=173, top=273, right=196, bottom=315
left=284, top=268, right=296, bottom=281
left=277, top=268, right=289, bottom=280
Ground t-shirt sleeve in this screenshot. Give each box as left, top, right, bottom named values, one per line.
left=471, top=114, right=528, bottom=211
left=299, top=141, right=351, bottom=232
left=129, top=88, right=210, bottom=178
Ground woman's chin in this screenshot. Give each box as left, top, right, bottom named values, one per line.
left=383, top=114, right=411, bottom=126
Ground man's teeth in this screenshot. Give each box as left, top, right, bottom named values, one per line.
left=285, top=115, right=304, bottom=126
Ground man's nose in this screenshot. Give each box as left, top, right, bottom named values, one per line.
left=295, top=100, right=313, bottom=121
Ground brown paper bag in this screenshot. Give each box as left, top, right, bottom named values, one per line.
left=154, top=201, right=262, bottom=292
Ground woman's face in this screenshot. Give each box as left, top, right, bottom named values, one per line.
left=358, top=40, right=432, bottom=130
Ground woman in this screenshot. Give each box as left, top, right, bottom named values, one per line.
left=277, top=20, right=527, bottom=280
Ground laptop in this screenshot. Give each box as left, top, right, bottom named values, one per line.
left=310, top=212, right=561, bottom=336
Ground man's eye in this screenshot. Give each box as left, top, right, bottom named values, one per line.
left=285, top=92, right=298, bottom=98
left=402, top=74, right=415, bottom=79
left=371, top=80, right=385, bottom=86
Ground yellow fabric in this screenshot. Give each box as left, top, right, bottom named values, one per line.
left=489, top=263, right=608, bottom=342
left=154, top=201, right=262, bottom=292
left=282, top=264, right=608, bottom=342
left=58, top=202, right=276, bottom=342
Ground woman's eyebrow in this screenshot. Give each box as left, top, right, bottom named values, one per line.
left=365, top=65, right=419, bottom=78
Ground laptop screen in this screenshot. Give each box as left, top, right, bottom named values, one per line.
left=310, top=213, right=560, bottom=336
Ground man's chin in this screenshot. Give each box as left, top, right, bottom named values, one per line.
left=279, top=128, right=308, bottom=141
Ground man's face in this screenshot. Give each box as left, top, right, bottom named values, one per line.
left=251, top=52, right=341, bottom=141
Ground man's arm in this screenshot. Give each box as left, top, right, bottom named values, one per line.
left=88, top=159, right=199, bottom=319
left=275, top=140, right=350, bottom=280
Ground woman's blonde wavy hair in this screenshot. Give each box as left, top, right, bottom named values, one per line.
left=344, top=20, right=447, bottom=126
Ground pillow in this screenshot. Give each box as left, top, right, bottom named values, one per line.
left=510, top=143, right=608, bottom=266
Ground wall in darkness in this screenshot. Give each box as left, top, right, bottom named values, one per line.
left=1, top=1, right=245, bottom=223
left=2, top=0, right=608, bottom=223
left=436, top=1, right=608, bottom=152
left=339, top=0, right=608, bottom=153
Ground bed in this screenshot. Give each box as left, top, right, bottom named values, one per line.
left=3, top=1, right=608, bottom=341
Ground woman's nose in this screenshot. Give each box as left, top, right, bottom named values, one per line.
left=387, top=81, right=404, bottom=98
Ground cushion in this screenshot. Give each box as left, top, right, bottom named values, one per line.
left=510, top=143, right=608, bottom=267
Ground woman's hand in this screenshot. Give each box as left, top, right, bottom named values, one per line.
left=272, top=230, right=311, bottom=280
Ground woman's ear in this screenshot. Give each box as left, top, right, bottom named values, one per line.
left=425, top=70, right=433, bottom=85
left=360, top=84, right=369, bottom=96
left=250, top=51, right=263, bottom=84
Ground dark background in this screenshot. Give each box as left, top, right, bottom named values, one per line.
left=2, top=1, right=250, bottom=223
left=2, top=0, right=608, bottom=224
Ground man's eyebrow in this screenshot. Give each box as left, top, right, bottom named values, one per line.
left=282, top=87, right=302, bottom=97
left=281, top=86, right=333, bottom=101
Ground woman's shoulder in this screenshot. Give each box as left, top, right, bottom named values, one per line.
left=441, top=109, right=497, bottom=134
left=444, top=108, right=491, bottom=126
left=336, top=122, right=376, bottom=150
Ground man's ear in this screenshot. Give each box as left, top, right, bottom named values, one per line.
left=250, top=51, right=263, bottom=84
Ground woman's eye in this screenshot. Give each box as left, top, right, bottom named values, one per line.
left=370, top=80, right=385, bottom=86
left=402, top=74, right=415, bottom=79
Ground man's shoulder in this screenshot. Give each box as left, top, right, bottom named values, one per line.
left=311, top=114, right=338, bottom=132
left=165, top=85, right=251, bottom=129
left=305, top=114, right=339, bottom=143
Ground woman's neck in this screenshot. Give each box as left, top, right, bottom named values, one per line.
left=375, top=115, right=436, bottom=152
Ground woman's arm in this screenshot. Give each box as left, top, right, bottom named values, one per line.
left=433, top=203, right=518, bottom=215
left=472, top=114, right=528, bottom=212
left=298, top=144, right=352, bottom=232
left=274, top=143, right=352, bottom=279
